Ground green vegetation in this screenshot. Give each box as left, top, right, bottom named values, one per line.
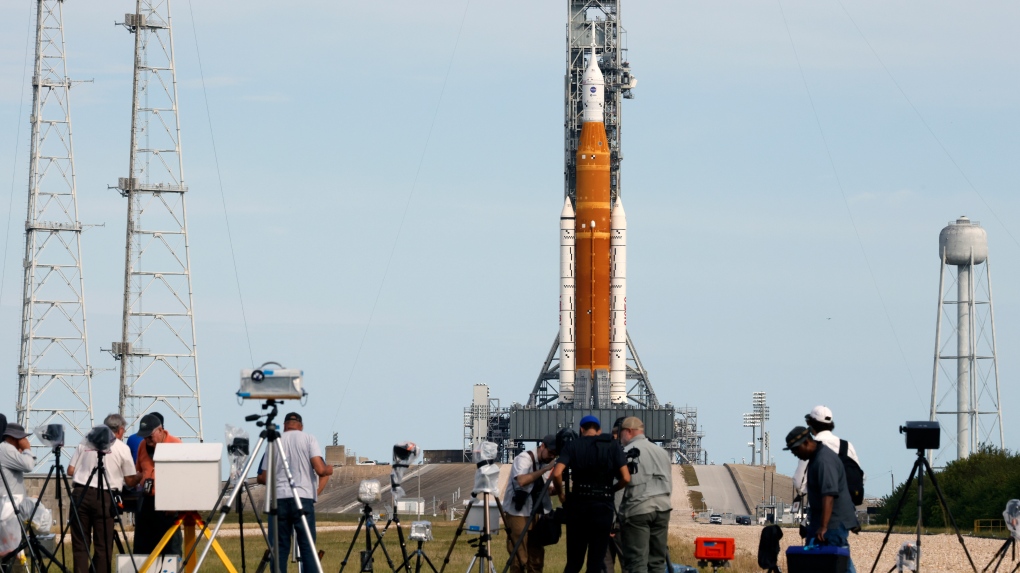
left=680, top=464, right=699, bottom=486
left=876, top=445, right=1020, bottom=532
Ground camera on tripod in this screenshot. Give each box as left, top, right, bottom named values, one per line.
left=409, top=521, right=432, bottom=542
left=358, top=480, right=382, bottom=505
left=86, top=425, right=114, bottom=452
left=36, top=424, right=64, bottom=448
left=899, top=421, right=940, bottom=450
left=237, top=362, right=305, bottom=400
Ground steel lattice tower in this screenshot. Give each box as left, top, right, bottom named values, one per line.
left=16, top=0, right=94, bottom=461
left=529, top=0, right=657, bottom=409
left=113, top=0, right=203, bottom=440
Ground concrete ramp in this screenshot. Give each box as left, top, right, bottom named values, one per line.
left=688, top=465, right=749, bottom=515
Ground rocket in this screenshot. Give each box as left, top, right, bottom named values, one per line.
left=560, top=43, right=627, bottom=406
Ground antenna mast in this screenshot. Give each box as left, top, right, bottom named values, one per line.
left=17, top=0, right=94, bottom=460
left=114, top=0, right=203, bottom=440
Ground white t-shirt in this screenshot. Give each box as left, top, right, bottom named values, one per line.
left=792, top=430, right=862, bottom=496
left=68, top=439, right=137, bottom=491
left=502, top=449, right=551, bottom=517
left=258, top=430, right=322, bottom=501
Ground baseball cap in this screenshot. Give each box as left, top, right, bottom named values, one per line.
left=284, top=412, right=302, bottom=423
left=784, top=426, right=812, bottom=450
left=579, top=415, right=600, bottom=429
left=137, top=413, right=162, bottom=438
left=806, top=405, right=833, bottom=424
left=3, top=423, right=30, bottom=440
left=621, top=417, right=644, bottom=430
left=540, top=434, right=557, bottom=452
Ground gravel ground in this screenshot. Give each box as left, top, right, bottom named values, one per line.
left=669, top=522, right=1008, bottom=573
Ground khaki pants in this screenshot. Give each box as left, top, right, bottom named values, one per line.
left=505, top=514, right=546, bottom=573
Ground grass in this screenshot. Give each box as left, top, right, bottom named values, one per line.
left=39, top=516, right=766, bottom=573
left=679, top=465, right=699, bottom=487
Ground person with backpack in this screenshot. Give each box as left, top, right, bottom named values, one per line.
left=792, top=405, right=865, bottom=507
left=503, top=435, right=558, bottom=573
left=786, top=426, right=860, bottom=573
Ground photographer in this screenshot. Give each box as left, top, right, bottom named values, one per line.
left=551, top=416, right=630, bottom=573
left=67, top=414, right=140, bottom=573
left=256, top=412, right=333, bottom=573
left=502, top=435, right=557, bottom=573
left=618, top=417, right=672, bottom=573
left=0, top=424, right=36, bottom=497
left=133, top=413, right=182, bottom=556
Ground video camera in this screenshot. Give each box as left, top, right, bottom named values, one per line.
left=86, top=425, right=114, bottom=452
left=237, top=362, right=306, bottom=400
left=900, top=421, right=940, bottom=451
left=625, top=447, right=640, bottom=475
left=36, top=423, right=64, bottom=448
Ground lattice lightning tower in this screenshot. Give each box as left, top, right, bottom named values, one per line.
left=16, top=0, right=94, bottom=461
left=113, top=0, right=203, bottom=440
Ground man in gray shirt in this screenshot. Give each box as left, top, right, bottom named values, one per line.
left=257, top=412, right=333, bottom=573
left=0, top=424, right=36, bottom=497
left=786, top=426, right=859, bottom=573
left=619, top=417, right=672, bottom=573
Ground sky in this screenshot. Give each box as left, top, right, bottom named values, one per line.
left=1, top=1, right=1018, bottom=497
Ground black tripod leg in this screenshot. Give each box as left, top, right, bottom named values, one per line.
left=419, top=549, right=439, bottom=573
left=922, top=457, right=978, bottom=573
left=59, top=471, right=96, bottom=573
left=369, top=522, right=396, bottom=570
left=391, top=513, right=410, bottom=573
left=438, top=503, right=472, bottom=573
left=0, top=464, right=44, bottom=573
left=869, top=460, right=920, bottom=573
left=339, top=513, right=368, bottom=573
left=983, top=539, right=1010, bottom=572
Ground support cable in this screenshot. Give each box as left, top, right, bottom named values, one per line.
left=0, top=2, right=36, bottom=312
left=834, top=0, right=1020, bottom=251
left=184, top=0, right=255, bottom=366
left=330, top=0, right=473, bottom=432
left=776, top=0, right=924, bottom=408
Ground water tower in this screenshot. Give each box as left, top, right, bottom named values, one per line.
left=930, top=216, right=1003, bottom=461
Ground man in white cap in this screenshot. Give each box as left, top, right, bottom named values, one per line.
left=792, top=406, right=862, bottom=497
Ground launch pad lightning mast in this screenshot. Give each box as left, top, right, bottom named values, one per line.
left=112, top=0, right=203, bottom=440
left=16, top=0, right=95, bottom=461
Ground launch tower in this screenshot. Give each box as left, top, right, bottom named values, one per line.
left=112, top=0, right=203, bottom=440
left=930, top=216, right=1003, bottom=461
left=16, top=0, right=94, bottom=461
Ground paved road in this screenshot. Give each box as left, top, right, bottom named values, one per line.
left=688, top=465, right=749, bottom=515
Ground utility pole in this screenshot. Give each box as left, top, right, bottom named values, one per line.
left=113, top=1, right=202, bottom=440
left=17, top=0, right=94, bottom=464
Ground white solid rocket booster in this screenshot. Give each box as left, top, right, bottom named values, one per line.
left=559, top=196, right=576, bottom=403
left=610, top=197, right=627, bottom=403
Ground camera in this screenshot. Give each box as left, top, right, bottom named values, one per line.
left=86, top=425, right=114, bottom=452
left=358, top=479, right=382, bottom=504
left=228, top=437, right=249, bottom=457
left=36, top=423, right=65, bottom=447
left=626, top=447, right=640, bottom=475
left=899, top=421, right=940, bottom=450
left=555, top=428, right=578, bottom=454
left=409, top=521, right=433, bottom=542
left=237, top=362, right=305, bottom=400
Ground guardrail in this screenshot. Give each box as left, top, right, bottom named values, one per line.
left=974, top=519, right=1005, bottom=534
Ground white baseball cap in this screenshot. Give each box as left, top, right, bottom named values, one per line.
left=807, top=405, right=833, bottom=424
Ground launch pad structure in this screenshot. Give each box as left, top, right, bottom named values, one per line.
left=465, top=1, right=705, bottom=465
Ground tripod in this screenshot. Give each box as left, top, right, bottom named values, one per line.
left=338, top=503, right=396, bottom=573
left=439, top=491, right=510, bottom=573
left=869, top=449, right=977, bottom=573
left=193, top=400, right=323, bottom=573
left=20, top=444, right=94, bottom=573
left=983, top=537, right=1019, bottom=573
left=396, top=529, right=438, bottom=573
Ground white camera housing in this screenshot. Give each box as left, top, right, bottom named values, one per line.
left=238, top=367, right=305, bottom=400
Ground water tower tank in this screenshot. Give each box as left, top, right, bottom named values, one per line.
left=939, top=216, right=987, bottom=265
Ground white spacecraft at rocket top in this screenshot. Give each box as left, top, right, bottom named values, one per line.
left=558, top=43, right=628, bottom=406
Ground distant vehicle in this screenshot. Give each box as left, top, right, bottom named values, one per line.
left=709, top=514, right=722, bottom=525
left=735, top=515, right=751, bottom=525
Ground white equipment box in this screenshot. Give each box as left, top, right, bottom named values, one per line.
left=154, top=443, right=223, bottom=511
left=463, top=498, right=500, bottom=534
left=117, top=555, right=180, bottom=573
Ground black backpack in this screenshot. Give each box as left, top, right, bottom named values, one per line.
left=757, top=524, right=783, bottom=572
left=839, top=439, right=865, bottom=506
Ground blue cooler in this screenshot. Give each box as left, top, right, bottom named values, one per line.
left=786, top=544, right=850, bottom=573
